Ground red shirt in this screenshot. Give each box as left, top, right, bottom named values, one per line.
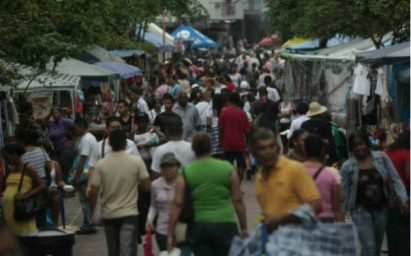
left=218, top=104, right=251, bottom=151
left=225, top=82, right=237, bottom=92
left=384, top=148, right=410, bottom=188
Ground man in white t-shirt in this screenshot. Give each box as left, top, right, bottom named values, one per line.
left=257, top=68, right=275, bottom=88
left=256, top=75, right=280, bottom=103
left=228, top=66, right=242, bottom=88
left=129, top=86, right=150, bottom=116
left=74, top=118, right=98, bottom=234
left=288, top=102, right=310, bottom=139
left=87, top=116, right=139, bottom=195
left=151, top=114, right=195, bottom=174
left=195, top=90, right=212, bottom=132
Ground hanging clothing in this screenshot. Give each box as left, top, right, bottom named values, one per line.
left=352, top=64, right=371, bottom=96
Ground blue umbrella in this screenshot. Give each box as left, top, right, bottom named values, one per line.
left=171, top=25, right=216, bottom=49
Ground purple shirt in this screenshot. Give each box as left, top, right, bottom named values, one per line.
left=306, top=166, right=340, bottom=218
left=47, top=118, right=74, bottom=153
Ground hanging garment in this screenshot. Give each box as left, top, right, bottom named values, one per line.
left=353, top=64, right=371, bottom=96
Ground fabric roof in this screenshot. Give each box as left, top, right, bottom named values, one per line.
left=13, top=66, right=80, bottom=92
left=147, top=23, right=174, bottom=45
left=143, top=31, right=174, bottom=52
left=287, top=35, right=354, bottom=51
left=136, top=23, right=174, bottom=52
left=94, top=61, right=142, bottom=79
left=171, top=25, right=216, bottom=49
left=356, top=41, right=410, bottom=65
left=48, top=58, right=118, bottom=78
left=281, top=37, right=311, bottom=49
left=111, top=49, right=146, bottom=58
left=76, top=45, right=125, bottom=64
left=314, top=32, right=394, bottom=58
left=281, top=32, right=395, bottom=61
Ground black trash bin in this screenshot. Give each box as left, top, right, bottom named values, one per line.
left=19, top=229, right=75, bottom=256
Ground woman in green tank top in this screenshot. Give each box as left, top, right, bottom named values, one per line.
left=167, top=132, right=248, bottom=256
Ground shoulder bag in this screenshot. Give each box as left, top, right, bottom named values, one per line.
left=14, top=164, right=46, bottom=220
left=179, top=167, right=194, bottom=223
left=313, top=166, right=326, bottom=180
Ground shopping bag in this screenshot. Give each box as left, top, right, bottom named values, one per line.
left=229, top=223, right=268, bottom=256
left=144, top=226, right=153, bottom=256
left=265, top=222, right=359, bottom=256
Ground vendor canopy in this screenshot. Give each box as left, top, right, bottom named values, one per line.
left=94, top=61, right=142, bottom=79
left=8, top=64, right=81, bottom=92
left=111, top=49, right=146, bottom=58
left=136, top=23, right=174, bottom=52
left=171, top=25, right=216, bottom=49
left=76, top=45, right=125, bottom=64
left=286, top=35, right=354, bottom=51
left=48, top=58, right=118, bottom=80
left=356, top=41, right=410, bottom=65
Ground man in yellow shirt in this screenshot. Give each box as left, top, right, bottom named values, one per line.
left=251, top=128, right=321, bottom=231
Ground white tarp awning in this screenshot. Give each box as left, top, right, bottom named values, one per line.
left=48, top=58, right=118, bottom=77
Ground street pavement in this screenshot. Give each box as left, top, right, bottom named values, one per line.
left=63, top=176, right=260, bottom=256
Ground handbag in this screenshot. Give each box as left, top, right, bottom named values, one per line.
left=14, top=164, right=46, bottom=220
left=179, top=167, right=194, bottom=223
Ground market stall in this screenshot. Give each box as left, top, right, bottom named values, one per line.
left=13, top=58, right=120, bottom=130
left=13, top=65, right=81, bottom=119
left=345, top=41, right=410, bottom=146
left=279, top=32, right=395, bottom=127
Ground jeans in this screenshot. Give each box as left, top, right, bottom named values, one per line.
left=156, top=232, right=167, bottom=251
left=386, top=206, right=410, bottom=256
left=103, top=216, right=138, bottom=256
left=78, top=182, right=96, bottom=231
left=224, top=151, right=245, bottom=169
left=187, top=222, right=238, bottom=256
left=351, top=207, right=387, bottom=256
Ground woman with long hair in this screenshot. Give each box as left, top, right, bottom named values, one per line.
left=341, top=131, right=409, bottom=256
left=303, top=134, right=344, bottom=222
left=287, top=129, right=309, bottom=162
left=2, top=144, right=46, bottom=235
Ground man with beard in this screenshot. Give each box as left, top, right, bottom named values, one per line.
left=172, top=92, right=200, bottom=142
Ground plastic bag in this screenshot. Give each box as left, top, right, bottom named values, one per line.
left=144, top=226, right=153, bottom=256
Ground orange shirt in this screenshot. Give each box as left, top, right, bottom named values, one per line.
left=256, top=156, right=320, bottom=215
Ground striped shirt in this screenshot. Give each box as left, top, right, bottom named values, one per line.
left=21, top=147, right=50, bottom=178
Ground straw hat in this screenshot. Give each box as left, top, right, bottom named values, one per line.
left=306, top=102, right=328, bottom=117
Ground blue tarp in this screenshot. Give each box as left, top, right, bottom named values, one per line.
left=94, top=61, right=142, bottom=79
left=171, top=25, right=216, bottom=49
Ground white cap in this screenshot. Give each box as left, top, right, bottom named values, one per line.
left=191, top=84, right=199, bottom=89
left=240, top=81, right=250, bottom=89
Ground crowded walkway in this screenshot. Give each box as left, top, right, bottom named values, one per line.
left=0, top=45, right=409, bottom=256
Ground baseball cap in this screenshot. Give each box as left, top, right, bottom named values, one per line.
left=160, top=153, right=180, bottom=167
left=240, top=81, right=250, bottom=89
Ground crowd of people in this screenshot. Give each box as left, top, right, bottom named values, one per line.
left=0, top=51, right=409, bottom=256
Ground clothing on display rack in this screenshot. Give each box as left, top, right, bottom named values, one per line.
left=352, top=64, right=371, bottom=96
